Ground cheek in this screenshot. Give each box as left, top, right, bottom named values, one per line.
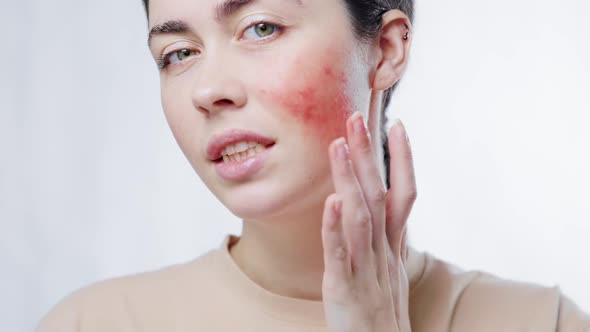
left=260, top=52, right=354, bottom=143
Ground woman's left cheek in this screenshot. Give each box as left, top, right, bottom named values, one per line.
left=260, top=55, right=354, bottom=144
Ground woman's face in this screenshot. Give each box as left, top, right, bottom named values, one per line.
left=148, top=0, right=373, bottom=220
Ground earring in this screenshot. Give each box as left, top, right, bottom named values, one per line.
left=403, top=31, right=409, bottom=40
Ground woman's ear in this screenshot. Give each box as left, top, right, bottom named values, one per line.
left=370, top=10, right=413, bottom=90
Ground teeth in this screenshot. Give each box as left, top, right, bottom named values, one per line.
left=222, top=142, right=265, bottom=157
left=236, top=142, right=249, bottom=153
left=221, top=141, right=268, bottom=163
left=221, top=142, right=245, bottom=157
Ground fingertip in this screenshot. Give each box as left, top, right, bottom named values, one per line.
left=329, top=137, right=346, bottom=158
left=331, top=136, right=347, bottom=147
left=388, top=118, right=414, bottom=169
left=330, top=137, right=350, bottom=163
left=329, top=195, right=343, bottom=218
left=322, top=194, right=342, bottom=232
left=346, top=111, right=363, bottom=132
left=390, top=118, right=409, bottom=145
left=348, top=111, right=363, bottom=125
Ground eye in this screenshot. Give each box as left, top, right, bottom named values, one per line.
left=242, top=22, right=282, bottom=40
left=157, top=49, right=198, bottom=70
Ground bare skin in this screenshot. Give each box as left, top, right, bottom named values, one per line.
left=322, top=113, right=416, bottom=332
left=147, top=0, right=416, bottom=330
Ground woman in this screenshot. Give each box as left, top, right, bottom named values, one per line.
left=38, top=0, right=590, bottom=331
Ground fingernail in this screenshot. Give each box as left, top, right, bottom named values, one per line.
left=352, top=112, right=366, bottom=135
left=333, top=198, right=342, bottom=217
left=336, top=138, right=350, bottom=160
left=393, top=118, right=410, bottom=144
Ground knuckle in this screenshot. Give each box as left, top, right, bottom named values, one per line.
left=403, top=189, right=418, bottom=202
left=370, top=188, right=387, bottom=204
left=354, top=209, right=372, bottom=229
left=358, top=140, right=373, bottom=153
left=333, top=245, right=348, bottom=261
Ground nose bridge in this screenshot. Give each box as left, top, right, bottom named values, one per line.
left=191, top=45, right=246, bottom=113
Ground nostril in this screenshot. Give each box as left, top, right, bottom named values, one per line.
left=196, top=99, right=235, bottom=115
left=214, top=99, right=233, bottom=106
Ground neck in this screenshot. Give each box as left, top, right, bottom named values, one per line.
left=230, top=201, right=327, bottom=301
left=229, top=204, right=426, bottom=302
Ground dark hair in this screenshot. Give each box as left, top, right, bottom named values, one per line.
left=141, top=0, right=414, bottom=189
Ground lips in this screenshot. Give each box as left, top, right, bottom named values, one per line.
left=207, top=129, right=276, bottom=162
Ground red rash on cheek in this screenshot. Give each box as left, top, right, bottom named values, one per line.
left=261, top=54, right=354, bottom=143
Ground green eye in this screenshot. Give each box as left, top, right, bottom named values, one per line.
left=164, top=49, right=197, bottom=67
left=254, top=23, right=275, bottom=37
left=176, top=49, right=195, bottom=61
left=157, top=48, right=199, bottom=70
left=243, top=22, right=282, bottom=40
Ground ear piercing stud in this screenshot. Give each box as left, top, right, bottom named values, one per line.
left=403, top=31, right=409, bottom=40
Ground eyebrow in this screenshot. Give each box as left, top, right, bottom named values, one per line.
left=215, top=0, right=255, bottom=21
left=148, top=20, right=191, bottom=46
left=148, top=0, right=303, bottom=46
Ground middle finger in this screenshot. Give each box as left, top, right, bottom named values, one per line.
left=346, top=112, right=388, bottom=265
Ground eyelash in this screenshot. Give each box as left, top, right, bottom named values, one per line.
left=156, top=50, right=196, bottom=71
left=156, top=21, right=285, bottom=71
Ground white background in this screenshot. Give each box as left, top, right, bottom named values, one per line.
left=1, top=0, right=589, bottom=331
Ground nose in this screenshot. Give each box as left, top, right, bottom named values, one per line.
left=191, top=56, right=247, bottom=115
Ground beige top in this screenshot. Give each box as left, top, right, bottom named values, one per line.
left=37, top=234, right=590, bottom=331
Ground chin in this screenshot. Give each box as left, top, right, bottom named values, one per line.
left=224, top=180, right=331, bottom=224
left=224, top=189, right=291, bottom=221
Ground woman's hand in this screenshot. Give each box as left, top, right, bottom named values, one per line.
left=321, top=111, right=416, bottom=332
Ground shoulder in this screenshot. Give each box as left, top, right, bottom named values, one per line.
left=410, top=251, right=590, bottom=331
left=36, top=248, right=223, bottom=332
left=556, top=291, right=590, bottom=331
